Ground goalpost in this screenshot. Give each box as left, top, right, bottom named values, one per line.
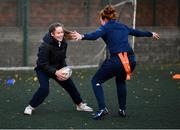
left=132, top=0, right=137, bottom=50
left=59, top=0, right=137, bottom=69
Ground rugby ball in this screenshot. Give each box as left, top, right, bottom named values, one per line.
left=60, top=66, right=72, bottom=79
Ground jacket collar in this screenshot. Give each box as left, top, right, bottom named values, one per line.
left=42, top=32, right=64, bottom=47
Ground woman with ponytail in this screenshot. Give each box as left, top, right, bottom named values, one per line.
left=72, top=5, right=160, bottom=120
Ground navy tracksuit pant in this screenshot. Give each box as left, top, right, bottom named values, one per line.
left=91, top=54, right=136, bottom=110
left=29, top=69, right=82, bottom=108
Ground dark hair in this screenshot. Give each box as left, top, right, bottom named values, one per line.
left=48, top=22, right=73, bottom=40
left=48, top=22, right=64, bottom=33
left=100, top=5, right=118, bottom=20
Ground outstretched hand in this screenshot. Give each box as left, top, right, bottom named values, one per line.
left=70, top=31, right=83, bottom=41
left=152, top=32, right=160, bottom=40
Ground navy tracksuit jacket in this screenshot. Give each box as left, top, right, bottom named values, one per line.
left=82, top=20, right=152, bottom=110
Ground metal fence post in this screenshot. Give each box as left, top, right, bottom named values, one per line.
left=153, top=0, right=156, bottom=26
left=22, top=0, right=29, bottom=66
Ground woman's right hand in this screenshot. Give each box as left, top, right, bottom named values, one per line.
left=55, top=70, right=68, bottom=81
left=152, top=32, right=160, bottom=40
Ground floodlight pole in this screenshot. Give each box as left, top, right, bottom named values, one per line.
left=23, top=0, right=29, bottom=66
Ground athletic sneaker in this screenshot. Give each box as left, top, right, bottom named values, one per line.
left=118, top=109, right=126, bottom=117
left=76, top=103, right=93, bottom=112
left=93, top=108, right=108, bottom=120
left=24, top=105, right=35, bottom=115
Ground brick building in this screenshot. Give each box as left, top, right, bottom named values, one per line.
left=0, top=0, right=179, bottom=27
left=0, top=0, right=180, bottom=66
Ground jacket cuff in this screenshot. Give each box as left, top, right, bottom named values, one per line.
left=81, top=34, right=85, bottom=40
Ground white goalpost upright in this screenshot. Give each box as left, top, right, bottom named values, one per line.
left=132, top=0, right=137, bottom=50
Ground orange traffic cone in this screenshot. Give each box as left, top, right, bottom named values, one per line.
left=172, top=74, right=180, bottom=80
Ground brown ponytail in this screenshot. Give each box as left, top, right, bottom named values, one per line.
left=100, top=5, right=118, bottom=20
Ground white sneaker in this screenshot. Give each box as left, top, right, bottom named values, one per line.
left=76, top=103, right=93, bottom=112
left=24, top=105, right=35, bottom=115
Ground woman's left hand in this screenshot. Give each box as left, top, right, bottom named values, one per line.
left=55, top=70, right=68, bottom=81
